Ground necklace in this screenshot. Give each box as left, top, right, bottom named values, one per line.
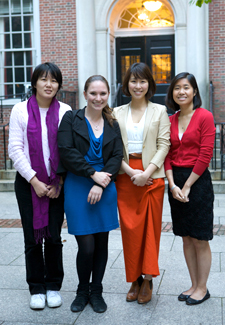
left=179, top=111, right=194, bottom=131
left=87, top=116, right=102, bottom=131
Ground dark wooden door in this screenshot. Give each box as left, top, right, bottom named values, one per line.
left=116, top=35, right=174, bottom=114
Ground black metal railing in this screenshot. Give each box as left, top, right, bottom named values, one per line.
left=0, top=123, right=10, bottom=170
left=209, top=81, right=225, bottom=180
left=0, top=93, right=25, bottom=123
left=112, top=83, right=121, bottom=108
left=57, top=90, right=77, bottom=110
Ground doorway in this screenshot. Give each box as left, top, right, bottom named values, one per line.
left=116, top=34, right=174, bottom=114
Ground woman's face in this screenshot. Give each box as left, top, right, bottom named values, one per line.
left=35, top=73, right=59, bottom=102
left=128, top=74, right=149, bottom=100
left=84, top=80, right=109, bottom=112
left=172, top=78, right=196, bottom=109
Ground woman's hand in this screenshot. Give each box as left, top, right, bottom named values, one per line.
left=91, top=171, right=112, bottom=188
left=30, top=176, right=49, bottom=198
left=171, top=186, right=189, bottom=203
left=131, top=171, right=149, bottom=187
left=145, top=177, right=153, bottom=186
left=181, top=184, right=190, bottom=202
left=87, top=185, right=103, bottom=204
left=46, top=185, right=60, bottom=199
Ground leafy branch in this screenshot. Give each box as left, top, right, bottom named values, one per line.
left=189, top=0, right=212, bottom=7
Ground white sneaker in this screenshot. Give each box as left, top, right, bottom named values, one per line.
left=30, top=294, right=46, bottom=310
left=46, top=290, right=62, bottom=308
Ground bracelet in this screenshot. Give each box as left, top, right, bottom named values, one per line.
left=170, top=185, right=177, bottom=191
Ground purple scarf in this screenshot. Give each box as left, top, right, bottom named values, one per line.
left=27, top=94, right=60, bottom=244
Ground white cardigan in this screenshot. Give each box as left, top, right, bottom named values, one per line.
left=8, top=100, right=71, bottom=182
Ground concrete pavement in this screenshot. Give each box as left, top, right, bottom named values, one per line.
left=0, top=192, right=225, bottom=325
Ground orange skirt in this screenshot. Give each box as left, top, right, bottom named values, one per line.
left=116, top=159, right=165, bottom=282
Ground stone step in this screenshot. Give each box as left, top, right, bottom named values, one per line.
left=209, top=169, right=223, bottom=181
left=0, top=169, right=16, bottom=180
left=1, top=179, right=225, bottom=193
left=0, top=180, right=14, bottom=192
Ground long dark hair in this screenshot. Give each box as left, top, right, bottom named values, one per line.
left=166, top=72, right=202, bottom=111
left=31, top=62, right=62, bottom=96
left=84, top=75, right=115, bottom=126
left=122, top=62, right=156, bottom=100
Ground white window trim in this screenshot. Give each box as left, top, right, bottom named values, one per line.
left=0, top=0, right=41, bottom=102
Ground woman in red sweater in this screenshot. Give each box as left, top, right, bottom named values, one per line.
left=165, top=72, right=215, bottom=306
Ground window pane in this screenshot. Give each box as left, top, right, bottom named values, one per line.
left=16, top=84, right=25, bottom=94
left=26, top=51, right=32, bottom=65
left=24, top=33, right=31, bottom=48
left=152, top=54, right=171, bottom=83
left=11, top=0, right=21, bottom=14
left=6, top=68, right=13, bottom=82
left=0, top=1, right=9, bottom=15
left=12, top=17, right=22, bottom=32
left=121, top=55, right=140, bottom=82
left=4, top=17, right=10, bottom=32
left=6, top=85, right=14, bottom=96
left=5, top=52, right=12, bottom=66
left=23, top=0, right=33, bottom=13
left=15, top=68, right=24, bottom=82
left=14, top=52, right=24, bottom=65
left=12, top=33, right=22, bottom=48
left=5, top=34, right=10, bottom=49
left=26, top=67, right=32, bottom=82
left=24, top=16, right=31, bottom=31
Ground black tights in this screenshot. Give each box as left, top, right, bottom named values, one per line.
left=75, top=232, right=109, bottom=285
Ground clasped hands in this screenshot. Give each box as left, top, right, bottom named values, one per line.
left=171, top=185, right=190, bottom=203
left=88, top=171, right=112, bottom=205
left=130, top=169, right=153, bottom=187
left=30, top=177, right=61, bottom=199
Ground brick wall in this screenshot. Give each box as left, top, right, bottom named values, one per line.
left=39, top=0, right=78, bottom=109
left=0, top=1, right=78, bottom=171
left=209, top=0, right=225, bottom=123
left=0, top=106, right=12, bottom=169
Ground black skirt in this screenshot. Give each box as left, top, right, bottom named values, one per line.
left=168, top=167, right=214, bottom=241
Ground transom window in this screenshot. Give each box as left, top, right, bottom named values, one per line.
left=118, top=1, right=174, bottom=29
left=0, top=0, right=35, bottom=97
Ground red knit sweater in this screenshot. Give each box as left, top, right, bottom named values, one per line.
left=164, top=108, right=216, bottom=176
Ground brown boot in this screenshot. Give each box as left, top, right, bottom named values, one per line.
left=137, top=279, right=153, bottom=304
left=126, top=281, right=140, bottom=302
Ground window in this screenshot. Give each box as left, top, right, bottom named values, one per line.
left=0, top=0, right=35, bottom=97
left=118, top=1, right=174, bottom=29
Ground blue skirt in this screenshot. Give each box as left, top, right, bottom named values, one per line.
left=64, top=171, right=119, bottom=235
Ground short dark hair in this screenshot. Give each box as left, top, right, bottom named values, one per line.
left=122, top=62, right=156, bottom=100
left=31, top=62, right=62, bottom=95
left=166, top=72, right=202, bottom=111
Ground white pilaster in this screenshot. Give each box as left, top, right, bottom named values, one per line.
left=76, top=0, right=97, bottom=108
left=186, top=3, right=209, bottom=109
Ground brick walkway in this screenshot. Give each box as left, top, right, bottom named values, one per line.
left=1, top=219, right=225, bottom=235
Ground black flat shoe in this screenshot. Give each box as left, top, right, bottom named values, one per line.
left=186, top=290, right=210, bottom=306
left=178, top=292, right=190, bottom=301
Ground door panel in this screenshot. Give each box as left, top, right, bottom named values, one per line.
left=116, top=37, right=145, bottom=106
left=116, top=35, right=174, bottom=114
left=146, top=35, right=174, bottom=111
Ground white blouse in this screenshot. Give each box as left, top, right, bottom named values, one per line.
left=126, top=107, right=147, bottom=154
left=8, top=100, right=71, bottom=182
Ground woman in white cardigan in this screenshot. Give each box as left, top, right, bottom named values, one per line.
left=8, top=62, right=71, bottom=310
